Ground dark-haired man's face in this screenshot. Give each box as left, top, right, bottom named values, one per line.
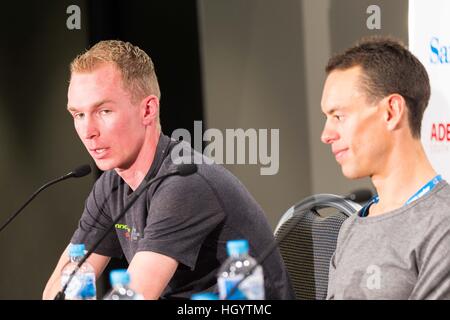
left=320, top=66, right=389, bottom=179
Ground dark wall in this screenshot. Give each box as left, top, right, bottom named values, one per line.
left=87, top=0, right=204, bottom=136
left=0, top=0, right=91, bottom=299
left=0, top=0, right=204, bottom=299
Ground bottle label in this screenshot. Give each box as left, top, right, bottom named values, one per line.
left=218, top=276, right=247, bottom=300
left=80, top=275, right=96, bottom=299
left=61, top=273, right=96, bottom=300
left=238, top=267, right=265, bottom=300
left=218, top=266, right=265, bottom=300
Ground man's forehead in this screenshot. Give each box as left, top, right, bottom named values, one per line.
left=321, top=67, right=366, bottom=113
left=68, top=69, right=119, bottom=110
left=325, top=66, right=364, bottom=89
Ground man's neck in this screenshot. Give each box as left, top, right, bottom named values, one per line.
left=369, top=142, right=437, bottom=217
left=116, top=129, right=161, bottom=191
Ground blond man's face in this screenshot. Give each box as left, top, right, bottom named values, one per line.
left=67, top=63, right=147, bottom=171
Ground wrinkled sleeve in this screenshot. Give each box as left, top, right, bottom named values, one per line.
left=409, top=215, right=450, bottom=300
left=326, top=251, right=337, bottom=300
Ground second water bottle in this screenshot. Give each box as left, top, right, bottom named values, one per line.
left=217, top=239, right=265, bottom=300
left=103, top=269, right=143, bottom=300
left=60, top=243, right=96, bottom=300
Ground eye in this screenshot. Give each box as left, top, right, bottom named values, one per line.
left=334, top=114, right=344, bottom=121
left=100, top=109, right=111, bottom=115
left=73, top=113, right=84, bottom=119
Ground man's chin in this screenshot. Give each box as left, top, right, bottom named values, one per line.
left=341, top=167, right=366, bottom=180
left=93, top=160, right=115, bottom=171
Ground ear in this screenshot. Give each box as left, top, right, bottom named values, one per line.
left=384, top=94, right=406, bottom=132
left=141, top=95, right=160, bottom=126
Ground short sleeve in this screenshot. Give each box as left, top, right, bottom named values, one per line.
left=136, top=173, right=225, bottom=270
left=326, top=251, right=337, bottom=300
left=326, top=216, right=353, bottom=300
left=409, top=215, right=450, bottom=299
left=71, top=173, right=123, bottom=258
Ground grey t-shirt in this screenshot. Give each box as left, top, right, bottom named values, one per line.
left=327, top=180, right=450, bottom=300
left=71, top=134, right=295, bottom=300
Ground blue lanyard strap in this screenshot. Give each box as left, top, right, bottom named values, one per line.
left=359, top=175, right=442, bottom=217
left=405, top=175, right=442, bottom=205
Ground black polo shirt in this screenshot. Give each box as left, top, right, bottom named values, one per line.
left=72, top=134, right=294, bottom=299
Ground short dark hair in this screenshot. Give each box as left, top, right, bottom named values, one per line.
left=325, top=36, right=430, bottom=138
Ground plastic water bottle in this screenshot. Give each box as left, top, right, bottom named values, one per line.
left=103, top=269, right=144, bottom=300
left=61, top=243, right=96, bottom=300
left=217, top=239, right=265, bottom=300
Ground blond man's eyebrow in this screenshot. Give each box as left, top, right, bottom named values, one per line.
left=67, top=99, right=113, bottom=112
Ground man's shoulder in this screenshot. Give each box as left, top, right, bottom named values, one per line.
left=163, top=144, right=243, bottom=187
left=414, top=180, right=450, bottom=217
left=154, top=160, right=236, bottom=198
left=432, top=180, right=450, bottom=203
left=400, top=181, right=450, bottom=241
left=336, top=213, right=358, bottom=238
left=154, top=151, right=260, bottom=210
left=426, top=180, right=450, bottom=212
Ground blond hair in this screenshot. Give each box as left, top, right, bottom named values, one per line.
left=70, top=40, right=161, bottom=104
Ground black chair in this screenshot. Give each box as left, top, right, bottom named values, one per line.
left=274, top=194, right=361, bottom=300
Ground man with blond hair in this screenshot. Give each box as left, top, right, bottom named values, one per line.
left=42, top=40, right=294, bottom=300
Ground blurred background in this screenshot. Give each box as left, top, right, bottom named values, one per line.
left=0, top=0, right=408, bottom=299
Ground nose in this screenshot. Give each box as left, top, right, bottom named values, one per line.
left=77, top=116, right=99, bottom=140
left=321, top=120, right=339, bottom=145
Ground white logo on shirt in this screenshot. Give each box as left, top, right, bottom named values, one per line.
left=366, top=265, right=381, bottom=290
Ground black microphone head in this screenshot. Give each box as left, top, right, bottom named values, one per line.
left=345, top=189, right=374, bottom=203
left=176, top=164, right=198, bottom=176
left=71, top=164, right=92, bottom=178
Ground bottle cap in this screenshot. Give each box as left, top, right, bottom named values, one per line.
left=226, top=239, right=249, bottom=256
left=68, top=243, right=85, bottom=258
left=110, top=269, right=131, bottom=286
left=191, top=292, right=219, bottom=300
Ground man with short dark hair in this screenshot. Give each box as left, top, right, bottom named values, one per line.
left=42, top=40, right=294, bottom=300
left=321, top=36, right=450, bottom=299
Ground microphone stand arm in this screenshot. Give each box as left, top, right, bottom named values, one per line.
left=0, top=174, right=70, bottom=234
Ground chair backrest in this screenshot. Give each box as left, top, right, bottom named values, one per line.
left=274, top=194, right=361, bottom=300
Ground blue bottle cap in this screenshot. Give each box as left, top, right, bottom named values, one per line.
left=226, top=239, right=249, bottom=256
left=68, top=243, right=85, bottom=258
left=110, top=269, right=131, bottom=286
left=191, top=292, right=219, bottom=300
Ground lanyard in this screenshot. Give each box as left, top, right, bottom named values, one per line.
left=359, top=175, right=443, bottom=217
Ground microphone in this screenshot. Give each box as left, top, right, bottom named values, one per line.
left=68, top=164, right=92, bottom=178
left=54, top=163, right=198, bottom=300
left=344, top=188, right=374, bottom=204
left=0, top=164, right=92, bottom=234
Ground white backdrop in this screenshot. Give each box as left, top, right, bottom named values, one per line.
left=409, top=0, right=450, bottom=180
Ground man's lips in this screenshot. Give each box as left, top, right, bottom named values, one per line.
left=88, top=147, right=109, bottom=158
left=332, top=148, right=348, bottom=160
